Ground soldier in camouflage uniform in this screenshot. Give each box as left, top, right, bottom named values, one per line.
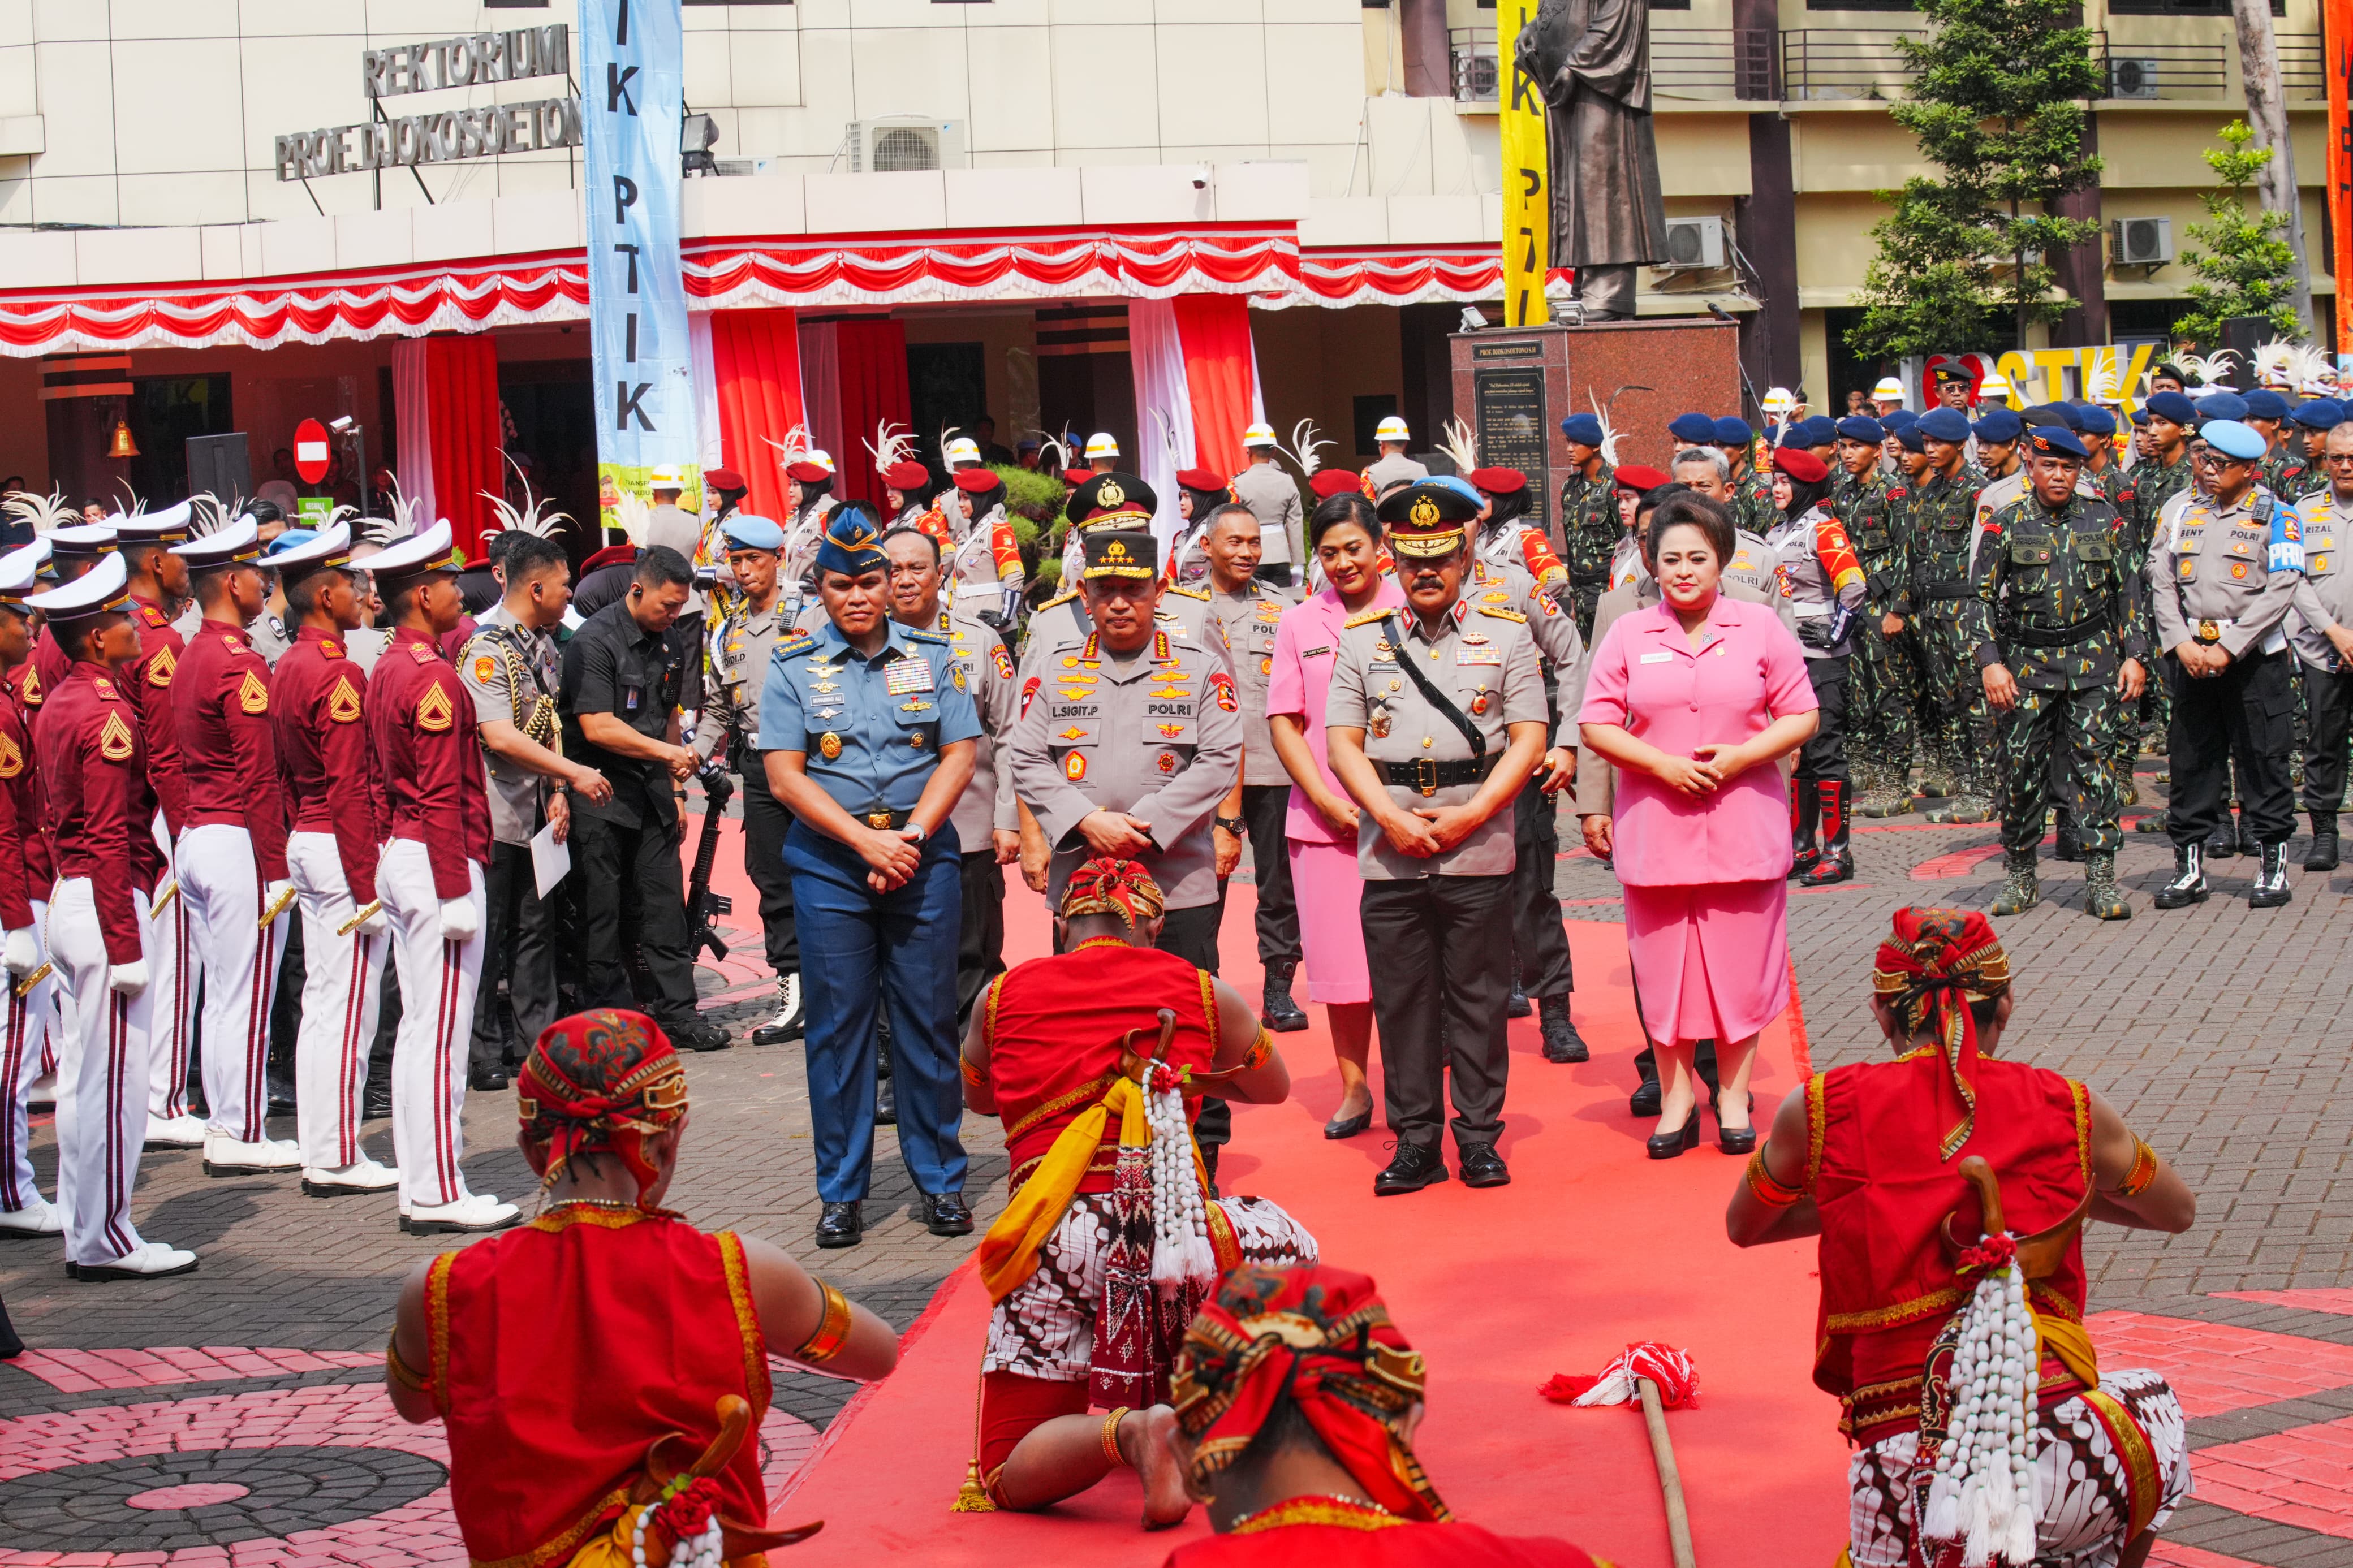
left=2118, top=392, right=2200, bottom=822
left=1554, top=413, right=1621, bottom=640
left=1905, top=408, right=1998, bottom=822
left=2287, top=397, right=2341, bottom=502
left=1717, top=416, right=1779, bottom=537
left=1831, top=416, right=1915, bottom=814
left=2080, top=405, right=2129, bottom=509
left=2246, top=390, right=2311, bottom=502
left=1970, top=428, right=2147, bottom=919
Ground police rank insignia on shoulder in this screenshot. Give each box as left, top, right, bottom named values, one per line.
left=98, top=710, right=136, bottom=762
left=93, top=678, right=118, bottom=700
left=148, top=645, right=176, bottom=686
left=1479, top=606, right=1527, bottom=623
left=1343, top=607, right=1390, bottom=628
left=328, top=677, right=363, bottom=724
left=1166, top=584, right=1209, bottom=602
left=1040, top=588, right=1079, bottom=611
left=409, top=642, right=436, bottom=664
left=140, top=604, right=166, bottom=627
left=416, top=681, right=455, bottom=733
left=238, top=671, right=270, bottom=715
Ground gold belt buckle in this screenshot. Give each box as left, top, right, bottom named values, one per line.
left=1411, top=759, right=1439, bottom=798
left=867, top=811, right=896, bottom=830
left=2195, top=619, right=2221, bottom=643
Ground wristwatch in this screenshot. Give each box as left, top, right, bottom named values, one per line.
left=904, top=820, right=929, bottom=843
left=1214, top=815, right=1247, bottom=836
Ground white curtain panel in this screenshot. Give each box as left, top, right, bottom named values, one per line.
left=795, top=319, right=844, bottom=481
left=1127, top=296, right=1194, bottom=551
left=687, top=312, right=722, bottom=472
left=389, top=336, right=436, bottom=529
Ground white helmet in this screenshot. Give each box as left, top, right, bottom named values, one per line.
left=1084, top=431, right=1121, bottom=459
left=1374, top=415, right=1411, bottom=444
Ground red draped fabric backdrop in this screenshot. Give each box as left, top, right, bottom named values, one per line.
left=830, top=318, right=911, bottom=509
left=1172, top=294, right=1257, bottom=478
left=424, top=334, right=501, bottom=558
left=710, top=308, right=806, bottom=525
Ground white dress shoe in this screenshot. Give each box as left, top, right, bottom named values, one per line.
left=301, top=1158, right=400, bottom=1196
left=400, top=1194, right=521, bottom=1234
left=74, top=1241, right=199, bottom=1280
left=202, top=1133, right=302, bottom=1176
left=0, top=1194, right=63, bottom=1234
left=144, top=1113, right=207, bottom=1149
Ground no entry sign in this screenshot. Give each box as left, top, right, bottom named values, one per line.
left=294, top=418, right=331, bottom=485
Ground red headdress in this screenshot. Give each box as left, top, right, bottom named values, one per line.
left=1058, top=856, right=1166, bottom=929
left=1869, top=908, right=2013, bottom=1160
left=516, top=1009, right=689, bottom=1199
left=1171, top=1264, right=1449, bottom=1523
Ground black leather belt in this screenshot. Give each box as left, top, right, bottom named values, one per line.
left=2000, top=614, right=2111, bottom=649
left=1376, top=755, right=1500, bottom=797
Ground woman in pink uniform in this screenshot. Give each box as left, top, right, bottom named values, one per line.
left=1576, top=494, right=1818, bottom=1160
left=1266, top=493, right=1406, bottom=1141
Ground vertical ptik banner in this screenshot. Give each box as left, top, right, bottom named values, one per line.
left=1498, top=0, right=1549, bottom=329
left=581, top=0, right=699, bottom=529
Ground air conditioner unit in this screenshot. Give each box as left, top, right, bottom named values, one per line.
left=2113, top=215, right=2174, bottom=266
left=844, top=118, right=968, bottom=174
left=1659, top=215, right=1727, bottom=270
left=2108, top=57, right=2161, bottom=98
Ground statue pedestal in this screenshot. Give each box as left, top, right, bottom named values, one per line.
left=1446, top=319, right=1742, bottom=528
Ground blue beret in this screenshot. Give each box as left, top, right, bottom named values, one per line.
left=2201, top=418, right=2269, bottom=462
left=812, top=506, right=888, bottom=577
left=2291, top=397, right=2345, bottom=431
left=2026, top=426, right=2089, bottom=461
left=2128, top=406, right=2152, bottom=427
left=2020, top=402, right=2080, bottom=431
left=1789, top=416, right=1837, bottom=447
left=1713, top=416, right=1754, bottom=446
left=2242, top=388, right=2290, bottom=420
left=1881, top=408, right=1918, bottom=431
left=1972, top=408, right=2023, bottom=443
left=1916, top=408, right=1972, bottom=444
left=2143, top=391, right=2197, bottom=425
left=1559, top=413, right=1605, bottom=446
left=721, top=512, right=785, bottom=552
left=1836, top=416, right=1886, bottom=443
left=2195, top=390, right=2249, bottom=422
left=1897, top=422, right=1927, bottom=453
left=2075, top=405, right=2117, bottom=438
left=1668, top=412, right=1718, bottom=443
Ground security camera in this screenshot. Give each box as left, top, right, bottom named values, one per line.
left=1190, top=165, right=1210, bottom=191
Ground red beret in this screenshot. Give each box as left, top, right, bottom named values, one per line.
left=785, top=461, right=833, bottom=483
left=1771, top=446, right=1829, bottom=483
left=1310, top=470, right=1364, bottom=499
left=1611, top=465, right=1670, bottom=493
left=953, top=467, right=1003, bottom=494
left=1175, top=466, right=1225, bottom=492
left=703, top=468, right=745, bottom=492
left=1063, top=466, right=1093, bottom=486
left=881, top=461, right=932, bottom=492
left=581, top=543, right=639, bottom=573
left=1466, top=466, right=1525, bottom=495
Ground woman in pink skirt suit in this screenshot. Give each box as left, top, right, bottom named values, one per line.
left=1266, top=491, right=1407, bottom=1139
left=1576, top=495, right=1818, bottom=1159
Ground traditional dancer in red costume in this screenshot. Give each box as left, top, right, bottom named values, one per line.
left=956, top=856, right=1312, bottom=1527
left=1728, top=908, right=2197, bottom=1568
left=386, top=1008, right=898, bottom=1568
left=1163, top=1263, right=1608, bottom=1565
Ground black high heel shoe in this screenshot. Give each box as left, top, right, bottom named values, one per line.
left=1716, top=1094, right=1756, bottom=1155
left=1645, top=1116, right=1701, bottom=1160
left=1324, top=1104, right=1373, bottom=1141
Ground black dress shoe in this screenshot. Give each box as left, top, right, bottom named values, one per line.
left=2203, top=824, right=2236, bottom=859
left=467, top=1066, right=510, bottom=1092
left=266, top=1075, right=298, bottom=1114
left=362, top=1085, right=393, bottom=1121
left=1646, top=1117, right=1701, bottom=1160
left=1373, top=1143, right=1448, bottom=1196
left=1630, top=1077, right=1662, bottom=1117
left=1322, top=1105, right=1373, bottom=1140
left=921, top=1190, right=973, bottom=1236
left=815, top=1201, right=864, bottom=1249
left=1505, top=980, right=1532, bottom=1018
left=1457, top=1142, right=1510, bottom=1187
left=672, top=1019, right=731, bottom=1053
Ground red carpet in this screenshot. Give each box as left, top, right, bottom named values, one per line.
left=761, top=879, right=1852, bottom=1568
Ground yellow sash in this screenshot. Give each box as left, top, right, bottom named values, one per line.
left=979, top=1076, right=1150, bottom=1302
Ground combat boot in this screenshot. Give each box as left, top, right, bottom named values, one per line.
left=1261, top=960, right=1309, bottom=1033
left=1856, top=759, right=1910, bottom=818
left=1800, top=780, right=1854, bottom=886
left=2305, top=811, right=2341, bottom=872
left=1989, top=849, right=2040, bottom=916
left=2204, top=814, right=2236, bottom=859
left=2052, top=807, right=2083, bottom=862
left=2083, top=852, right=2130, bottom=919
left=1538, top=996, right=1589, bottom=1062
left=2236, top=810, right=2260, bottom=858
left=2249, top=843, right=2293, bottom=909
left=2152, top=844, right=2208, bottom=909
left=1917, top=743, right=1956, bottom=801
left=1790, top=774, right=1821, bottom=876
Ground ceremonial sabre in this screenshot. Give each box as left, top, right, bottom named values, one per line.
left=13, top=961, right=51, bottom=997
left=337, top=900, right=382, bottom=937
left=257, top=885, right=299, bottom=930
left=1637, top=1376, right=1698, bottom=1568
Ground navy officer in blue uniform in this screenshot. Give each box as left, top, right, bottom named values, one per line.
left=760, top=506, right=981, bottom=1250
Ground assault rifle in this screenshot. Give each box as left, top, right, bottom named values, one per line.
left=687, top=764, right=735, bottom=963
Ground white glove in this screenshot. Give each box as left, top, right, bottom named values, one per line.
left=262, top=879, right=295, bottom=922
left=3, top=927, right=37, bottom=977
left=356, top=903, right=389, bottom=938
left=437, top=898, right=480, bottom=943
left=109, top=960, right=150, bottom=998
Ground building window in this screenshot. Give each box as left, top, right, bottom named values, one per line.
left=1352, top=394, right=1401, bottom=458
left=2108, top=0, right=2282, bottom=13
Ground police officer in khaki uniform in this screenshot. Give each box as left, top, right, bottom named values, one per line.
left=2146, top=419, right=2305, bottom=909
left=1230, top=424, right=1305, bottom=589
left=2290, top=428, right=2353, bottom=871
left=1027, top=474, right=1229, bottom=658
left=1327, top=482, right=1550, bottom=1199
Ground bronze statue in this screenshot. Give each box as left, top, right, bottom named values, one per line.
left=1514, top=0, right=1670, bottom=321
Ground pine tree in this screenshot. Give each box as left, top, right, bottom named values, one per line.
left=1845, top=0, right=2105, bottom=362
left=2171, top=119, right=2303, bottom=348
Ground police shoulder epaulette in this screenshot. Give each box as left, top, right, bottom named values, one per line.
left=1342, top=606, right=1393, bottom=628
left=773, top=634, right=817, bottom=660
left=906, top=628, right=950, bottom=646
left=1478, top=606, right=1528, bottom=623
left=1165, top=584, right=1210, bottom=601
left=1040, top=588, right=1079, bottom=611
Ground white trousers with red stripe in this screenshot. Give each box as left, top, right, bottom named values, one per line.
left=377, top=840, right=482, bottom=1209
left=287, top=832, right=385, bottom=1171
left=145, top=813, right=195, bottom=1121
left=48, top=878, right=156, bottom=1267
left=1, top=896, right=58, bottom=1212
left=178, top=823, right=283, bottom=1144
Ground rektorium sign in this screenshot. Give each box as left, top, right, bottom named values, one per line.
left=276, top=25, right=578, bottom=182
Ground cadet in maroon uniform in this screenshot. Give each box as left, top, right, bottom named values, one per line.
left=116, top=506, right=202, bottom=1149
left=269, top=524, right=397, bottom=1199
left=0, top=542, right=61, bottom=1238
left=364, top=522, right=514, bottom=1235
left=29, top=553, right=195, bottom=1279
left=170, top=517, right=298, bottom=1177
left=26, top=522, right=117, bottom=709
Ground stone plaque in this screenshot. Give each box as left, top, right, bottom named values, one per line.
left=1475, top=366, right=1549, bottom=525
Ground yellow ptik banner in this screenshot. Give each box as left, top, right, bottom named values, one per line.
left=1499, top=0, right=1549, bottom=327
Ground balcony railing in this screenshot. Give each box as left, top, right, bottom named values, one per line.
left=2277, top=36, right=2324, bottom=98
left=1781, top=30, right=1924, bottom=101
left=2091, top=37, right=2230, bottom=99
left=1451, top=28, right=1501, bottom=105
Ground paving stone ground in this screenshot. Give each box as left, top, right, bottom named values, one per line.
left=3, top=759, right=2349, bottom=1565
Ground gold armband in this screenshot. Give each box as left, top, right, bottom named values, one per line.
left=794, top=1278, right=854, bottom=1365
left=385, top=1328, right=432, bottom=1393
left=959, top=1055, right=990, bottom=1091
left=2111, top=1135, right=2160, bottom=1199
left=1744, top=1148, right=1806, bottom=1209
left=1240, top=1026, right=1273, bottom=1073
left=1100, top=1407, right=1132, bottom=1468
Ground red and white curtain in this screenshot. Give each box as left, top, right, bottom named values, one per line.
left=391, top=333, right=501, bottom=556
left=1127, top=296, right=1265, bottom=547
